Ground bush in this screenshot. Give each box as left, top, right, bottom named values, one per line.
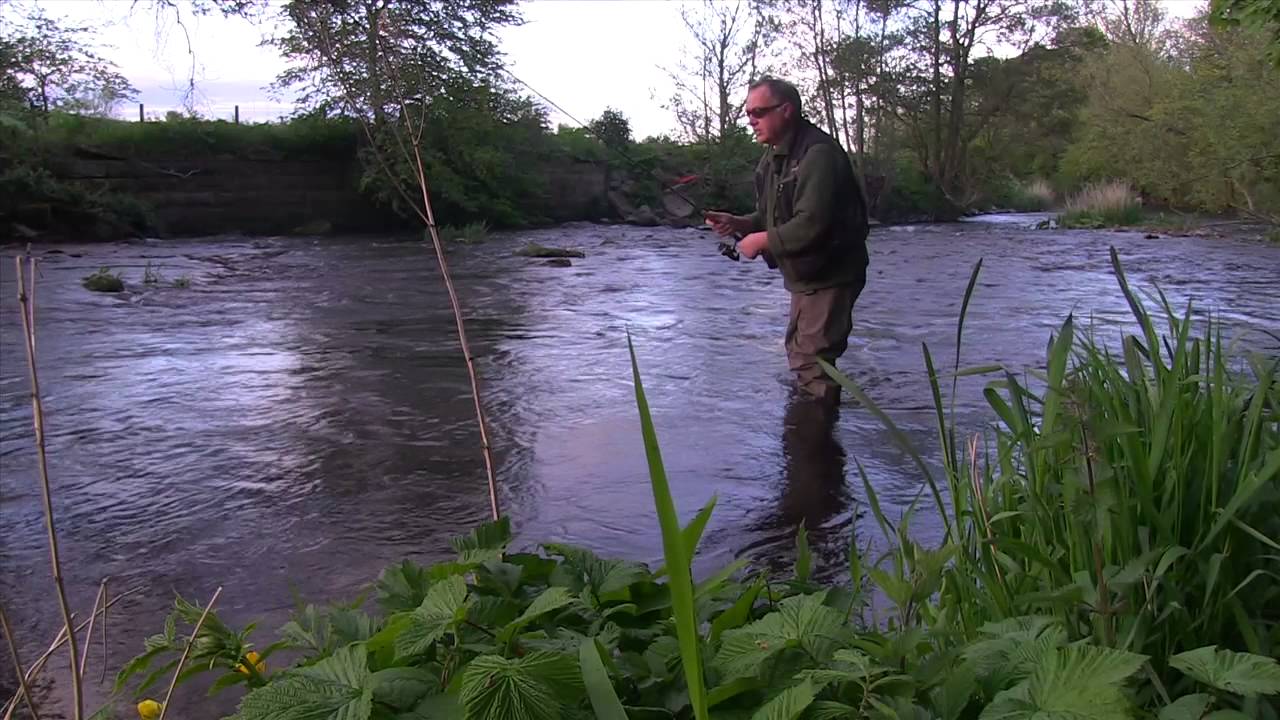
left=0, top=163, right=156, bottom=240
left=1059, top=179, right=1143, bottom=227
left=986, top=176, right=1057, bottom=212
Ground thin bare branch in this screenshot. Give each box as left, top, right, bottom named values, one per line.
left=157, top=586, right=223, bottom=720
left=77, top=579, right=109, bottom=680
left=0, top=604, right=39, bottom=720
left=1, top=586, right=143, bottom=720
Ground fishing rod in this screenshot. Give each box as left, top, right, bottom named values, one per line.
left=502, top=68, right=749, bottom=262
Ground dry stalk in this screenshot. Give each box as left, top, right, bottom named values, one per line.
left=0, top=604, right=40, bottom=720
left=77, top=579, right=108, bottom=680
left=1, top=587, right=142, bottom=720
left=15, top=256, right=83, bottom=720
left=156, top=586, right=222, bottom=720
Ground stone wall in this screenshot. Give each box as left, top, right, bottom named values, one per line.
left=55, top=148, right=611, bottom=238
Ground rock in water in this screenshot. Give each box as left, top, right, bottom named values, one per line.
left=292, top=219, right=332, bottom=235
left=515, top=242, right=585, bottom=258
left=545, top=258, right=573, bottom=267
left=626, top=205, right=661, bottom=227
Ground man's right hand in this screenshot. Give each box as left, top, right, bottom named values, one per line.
left=704, top=211, right=746, bottom=237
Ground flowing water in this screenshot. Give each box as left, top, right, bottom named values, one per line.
left=2, top=216, right=1277, bottom=716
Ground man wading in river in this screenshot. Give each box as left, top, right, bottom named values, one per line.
left=705, top=76, right=870, bottom=409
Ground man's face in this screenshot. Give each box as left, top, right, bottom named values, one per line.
left=744, top=85, right=792, bottom=145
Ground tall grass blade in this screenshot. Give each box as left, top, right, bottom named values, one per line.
left=579, top=638, right=628, bottom=720
left=795, top=522, right=812, bottom=584
left=626, top=333, right=708, bottom=720
left=820, top=358, right=952, bottom=540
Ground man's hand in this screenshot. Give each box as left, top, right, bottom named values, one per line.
left=736, top=231, right=770, bottom=260
left=704, top=211, right=748, bottom=237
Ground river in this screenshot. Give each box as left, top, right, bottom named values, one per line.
left=2, top=216, right=1277, bottom=716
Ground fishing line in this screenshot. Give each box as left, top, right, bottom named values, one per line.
left=500, top=67, right=745, bottom=261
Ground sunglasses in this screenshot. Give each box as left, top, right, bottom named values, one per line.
left=744, top=103, right=784, bottom=119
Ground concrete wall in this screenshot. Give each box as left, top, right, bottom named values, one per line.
left=58, top=150, right=611, bottom=237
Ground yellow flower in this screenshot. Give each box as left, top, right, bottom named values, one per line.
left=137, top=699, right=163, bottom=720
left=236, top=650, right=266, bottom=676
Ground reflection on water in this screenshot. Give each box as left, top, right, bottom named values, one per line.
left=1, top=220, right=1277, bottom=715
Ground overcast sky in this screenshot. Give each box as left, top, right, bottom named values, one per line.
left=12, top=0, right=1208, bottom=138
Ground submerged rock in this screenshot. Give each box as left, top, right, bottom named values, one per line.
left=515, top=242, right=585, bottom=259
left=544, top=258, right=573, bottom=267
left=292, top=219, right=332, bottom=235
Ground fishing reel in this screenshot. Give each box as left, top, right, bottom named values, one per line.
left=718, top=237, right=741, bottom=261
left=718, top=235, right=777, bottom=269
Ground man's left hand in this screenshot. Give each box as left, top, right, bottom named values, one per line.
left=737, top=231, right=769, bottom=260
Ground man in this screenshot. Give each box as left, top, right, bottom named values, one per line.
left=705, top=76, right=870, bottom=408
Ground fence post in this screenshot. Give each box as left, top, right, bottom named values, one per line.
left=139, top=103, right=144, bottom=122
left=234, top=105, right=240, bottom=124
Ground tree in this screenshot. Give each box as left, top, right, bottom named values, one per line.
left=1210, top=0, right=1280, bottom=65
left=269, top=0, right=521, bottom=124
left=2, top=7, right=137, bottom=118
left=663, top=0, right=764, bottom=143
left=588, top=107, right=633, bottom=150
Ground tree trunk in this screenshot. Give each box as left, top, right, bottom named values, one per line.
left=929, top=0, right=943, bottom=182
left=853, top=0, right=866, bottom=161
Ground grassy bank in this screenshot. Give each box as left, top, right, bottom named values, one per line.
left=65, top=248, right=1277, bottom=720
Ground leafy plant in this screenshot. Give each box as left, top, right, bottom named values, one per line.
left=82, top=267, right=123, bottom=292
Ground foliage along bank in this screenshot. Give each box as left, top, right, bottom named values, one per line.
left=93, top=250, right=1280, bottom=720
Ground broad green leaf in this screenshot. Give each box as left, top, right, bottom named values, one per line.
left=377, top=560, right=434, bottom=613
left=980, top=645, right=1146, bottom=720
left=396, top=576, right=469, bottom=659
left=749, top=679, right=818, bottom=720
left=930, top=663, right=977, bottom=720
left=706, top=677, right=761, bottom=708
left=1158, top=694, right=1214, bottom=720
left=542, top=543, right=649, bottom=598
left=963, top=617, right=1065, bottom=682
left=232, top=643, right=373, bottom=720
left=372, top=667, right=441, bottom=711
left=499, top=587, right=576, bottom=642
left=456, top=548, right=504, bottom=567
left=714, top=594, right=845, bottom=681
left=1170, top=646, right=1280, bottom=696
left=398, top=692, right=463, bottom=720
left=331, top=608, right=379, bottom=646
left=518, top=651, right=586, bottom=701
left=450, top=517, right=512, bottom=555
left=580, top=638, right=628, bottom=720
left=867, top=568, right=913, bottom=609
left=476, top=561, right=523, bottom=599
left=459, top=653, right=569, bottom=720
left=807, top=701, right=857, bottom=720
left=710, top=577, right=764, bottom=644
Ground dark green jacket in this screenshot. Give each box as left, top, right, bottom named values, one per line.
left=747, top=119, right=870, bottom=293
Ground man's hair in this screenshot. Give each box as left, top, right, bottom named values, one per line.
left=749, top=76, right=802, bottom=117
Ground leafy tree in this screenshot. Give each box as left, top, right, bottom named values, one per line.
left=1210, top=0, right=1280, bottom=65
left=1, top=7, right=136, bottom=118
left=587, top=107, right=633, bottom=150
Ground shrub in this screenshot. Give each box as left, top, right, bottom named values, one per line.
left=1059, top=179, right=1143, bottom=227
